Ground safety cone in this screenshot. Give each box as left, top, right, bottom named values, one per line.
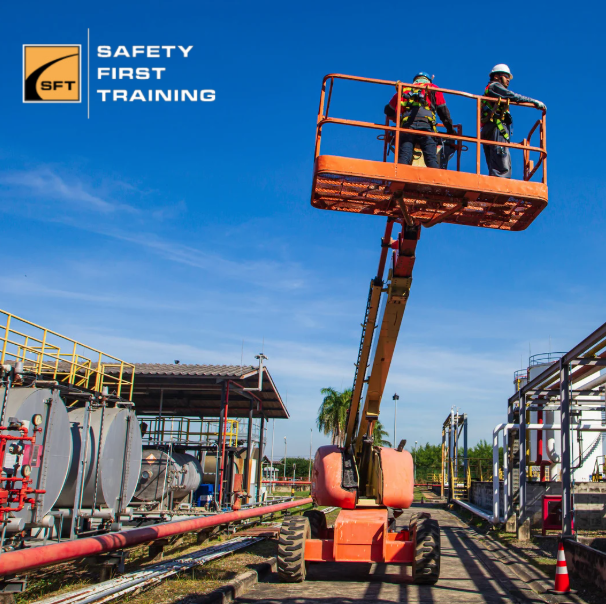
left=548, top=541, right=576, bottom=595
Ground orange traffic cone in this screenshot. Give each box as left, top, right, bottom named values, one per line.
left=548, top=541, right=575, bottom=595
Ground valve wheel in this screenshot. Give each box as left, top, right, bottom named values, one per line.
left=303, top=509, right=327, bottom=539
left=411, top=514, right=440, bottom=585
left=277, top=515, right=310, bottom=583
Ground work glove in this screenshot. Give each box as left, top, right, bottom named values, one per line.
left=534, top=100, right=546, bottom=111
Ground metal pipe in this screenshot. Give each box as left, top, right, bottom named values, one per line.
left=454, top=499, right=496, bottom=524
left=492, top=421, right=606, bottom=525
left=243, top=354, right=267, bottom=392
left=492, top=424, right=501, bottom=523
left=218, top=381, right=230, bottom=507
left=256, top=415, right=265, bottom=503
left=560, top=360, right=573, bottom=537
left=71, top=400, right=92, bottom=540
left=0, top=498, right=313, bottom=576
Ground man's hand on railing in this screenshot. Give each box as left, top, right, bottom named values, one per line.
left=533, top=100, right=546, bottom=111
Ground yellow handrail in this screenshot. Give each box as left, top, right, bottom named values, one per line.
left=0, top=309, right=134, bottom=399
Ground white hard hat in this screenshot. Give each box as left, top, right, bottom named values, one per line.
left=490, top=64, right=513, bottom=78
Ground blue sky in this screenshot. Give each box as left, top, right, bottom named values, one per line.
left=1, top=1, right=605, bottom=457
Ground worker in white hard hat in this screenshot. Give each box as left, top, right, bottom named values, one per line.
left=481, top=64, right=545, bottom=178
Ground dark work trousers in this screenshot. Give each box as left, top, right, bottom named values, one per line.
left=482, top=123, right=512, bottom=178
left=397, top=121, right=439, bottom=168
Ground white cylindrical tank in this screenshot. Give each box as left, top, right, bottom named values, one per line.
left=172, top=453, right=203, bottom=500
left=0, top=388, right=72, bottom=526
left=56, top=406, right=142, bottom=513
left=134, top=449, right=202, bottom=503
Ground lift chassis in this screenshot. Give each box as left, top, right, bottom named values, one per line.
left=278, top=220, right=439, bottom=584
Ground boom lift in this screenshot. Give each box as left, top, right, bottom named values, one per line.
left=277, top=74, right=547, bottom=584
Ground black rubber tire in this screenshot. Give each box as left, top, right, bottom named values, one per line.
left=277, top=515, right=310, bottom=583
left=412, top=515, right=440, bottom=585
left=303, top=509, right=327, bottom=539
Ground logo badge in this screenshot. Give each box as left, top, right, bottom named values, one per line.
left=23, top=45, right=81, bottom=103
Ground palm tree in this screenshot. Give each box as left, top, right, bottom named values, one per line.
left=372, top=420, right=392, bottom=447
left=317, top=387, right=352, bottom=447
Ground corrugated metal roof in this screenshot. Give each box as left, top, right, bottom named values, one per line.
left=120, top=364, right=257, bottom=378
left=107, top=363, right=289, bottom=419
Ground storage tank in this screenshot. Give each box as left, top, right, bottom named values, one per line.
left=528, top=355, right=564, bottom=473
left=0, top=387, right=72, bottom=527
left=135, top=449, right=202, bottom=503
left=56, top=405, right=142, bottom=514
left=172, top=453, right=203, bottom=498
left=202, top=453, right=218, bottom=484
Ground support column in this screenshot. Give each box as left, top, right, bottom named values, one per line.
left=503, top=428, right=511, bottom=522
left=256, top=414, right=265, bottom=503
left=243, top=399, right=254, bottom=502
left=560, top=360, right=573, bottom=538
left=440, top=428, right=445, bottom=498
left=217, top=382, right=227, bottom=507
left=517, top=393, right=530, bottom=540
left=463, top=415, right=468, bottom=478
left=449, top=408, right=454, bottom=501
left=493, top=427, right=500, bottom=522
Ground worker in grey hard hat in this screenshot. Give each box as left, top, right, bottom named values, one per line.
left=480, top=64, right=546, bottom=178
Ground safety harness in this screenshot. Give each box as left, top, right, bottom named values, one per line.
left=398, top=84, right=438, bottom=132
left=481, top=83, right=511, bottom=140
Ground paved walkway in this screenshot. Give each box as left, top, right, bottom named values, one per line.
left=237, top=507, right=547, bottom=604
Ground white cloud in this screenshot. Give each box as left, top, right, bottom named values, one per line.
left=0, top=168, right=135, bottom=213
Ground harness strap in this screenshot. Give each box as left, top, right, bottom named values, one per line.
left=399, top=85, right=438, bottom=133
left=481, top=84, right=510, bottom=140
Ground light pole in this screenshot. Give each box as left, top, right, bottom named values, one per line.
left=283, top=436, right=287, bottom=482
left=308, top=428, right=313, bottom=482
left=414, top=440, right=418, bottom=483
left=393, top=393, right=399, bottom=447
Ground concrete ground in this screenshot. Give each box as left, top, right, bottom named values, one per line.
left=236, top=507, right=552, bottom=604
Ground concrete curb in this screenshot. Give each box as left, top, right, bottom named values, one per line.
left=196, top=557, right=277, bottom=604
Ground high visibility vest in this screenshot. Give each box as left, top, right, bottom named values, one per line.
left=399, top=85, right=437, bottom=131
left=481, top=83, right=511, bottom=140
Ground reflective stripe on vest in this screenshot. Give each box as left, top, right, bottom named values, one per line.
left=481, top=84, right=510, bottom=140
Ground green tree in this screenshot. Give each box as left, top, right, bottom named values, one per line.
left=317, top=387, right=352, bottom=446
left=413, top=442, right=443, bottom=481
left=462, top=440, right=503, bottom=481
left=372, top=420, right=392, bottom=447
left=277, top=457, right=312, bottom=480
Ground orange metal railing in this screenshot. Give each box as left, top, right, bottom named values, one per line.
left=314, top=74, right=547, bottom=184
left=0, top=309, right=134, bottom=399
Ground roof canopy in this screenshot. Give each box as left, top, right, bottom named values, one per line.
left=117, top=363, right=289, bottom=419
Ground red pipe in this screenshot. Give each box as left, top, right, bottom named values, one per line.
left=262, top=481, right=311, bottom=485
left=218, top=381, right=230, bottom=502
left=0, top=498, right=312, bottom=576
